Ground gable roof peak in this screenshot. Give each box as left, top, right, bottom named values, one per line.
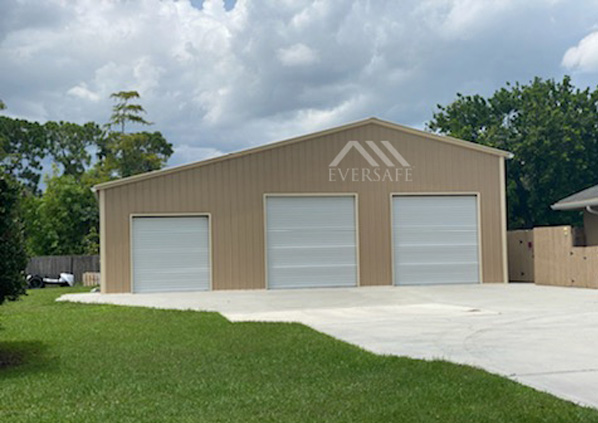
left=94, top=117, right=511, bottom=191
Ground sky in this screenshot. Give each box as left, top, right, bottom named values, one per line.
left=1, top=0, right=598, bottom=167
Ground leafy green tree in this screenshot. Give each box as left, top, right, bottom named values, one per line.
left=0, top=175, right=28, bottom=305
left=1, top=90, right=172, bottom=257
left=97, top=91, right=173, bottom=178
left=109, top=91, right=151, bottom=133
left=0, top=117, right=105, bottom=192
left=44, top=121, right=105, bottom=177
left=98, top=131, right=173, bottom=178
left=0, top=117, right=48, bottom=193
left=0, top=99, right=5, bottom=110
left=428, top=76, right=598, bottom=229
left=82, top=225, right=100, bottom=256
left=22, top=169, right=99, bottom=256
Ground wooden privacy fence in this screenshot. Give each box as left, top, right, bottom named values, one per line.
left=26, top=255, right=100, bottom=284
left=82, top=272, right=101, bottom=287
left=507, top=230, right=534, bottom=282
left=507, top=226, right=598, bottom=289
left=533, top=226, right=598, bottom=289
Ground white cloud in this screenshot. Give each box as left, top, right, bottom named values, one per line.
left=277, top=43, right=318, bottom=66
left=562, top=31, right=598, bottom=72
left=1, top=0, right=598, bottom=167
left=171, top=145, right=223, bottom=165
left=67, top=83, right=100, bottom=102
left=415, top=0, right=515, bottom=39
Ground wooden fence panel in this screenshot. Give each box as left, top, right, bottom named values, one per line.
left=507, top=230, right=534, bottom=282
left=26, top=255, right=100, bottom=283
left=72, top=256, right=100, bottom=284
left=82, top=272, right=100, bottom=287
left=533, top=226, right=598, bottom=289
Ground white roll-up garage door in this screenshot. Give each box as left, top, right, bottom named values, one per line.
left=132, top=216, right=210, bottom=293
left=266, top=196, right=358, bottom=289
left=392, top=195, right=479, bottom=285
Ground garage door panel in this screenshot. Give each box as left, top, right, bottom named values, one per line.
left=134, top=246, right=209, bottom=255
left=133, top=248, right=209, bottom=263
left=135, top=266, right=210, bottom=277
left=134, top=266, right=208, bottom=275
left=134, top=226, right=207, bottom=237
left=268, top=245, right=357, bottom=266
left=398, top=263, right=479, bottom=285
left=132, top=216, right=210, bottom=293
left=266, top=196, right=357, bottom=289
left=393, top=196, right=479, bottom=285
left=394, top=195, right=477, bottom=209
left=135, top=267, right=210, bottom=279
left=270, top=265, right=356, bottom=288
left=134, top=230, right=207, bottom=242
left=392, top=228, right=477, bottom=246
left=135, top=268, right=210, bottom=277
left=267, top=198, right=351, bottom=225
left=395, top=245, right=479, bottom=264
left=267, top=229, right=355, bottom=247
left=134, top=237, right=206, bottom=246
left=396, top=202, right=476, bottom=225
left=134, top=273, right=211, bottom=292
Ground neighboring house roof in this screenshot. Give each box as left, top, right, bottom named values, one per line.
left=93, top=117, right=513, bottom=191
left=551, top=184, right=598, bottom=210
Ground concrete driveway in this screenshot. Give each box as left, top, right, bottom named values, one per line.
left=59, top=284, right=598, bottom=408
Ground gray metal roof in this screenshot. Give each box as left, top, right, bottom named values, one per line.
left=551, top=184, right=598, bottom=210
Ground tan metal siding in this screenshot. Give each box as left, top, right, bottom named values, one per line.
left=100, top=122, right=506, bottom=293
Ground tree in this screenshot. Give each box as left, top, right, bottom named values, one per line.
left=0, top=91, right=172, bottom=257
left=0, top=99, right=5, bottom=110
left=22, top=169, right=99, bottom=256
left=98, top=131, right=173, bottom=178
left=0, top=175, right=28, bottom=305
left=0, top=117, right=105, bottom=192
left=98, top=91, right=173, bottom=178
left=428, top=76, right=598, bottom=229
left=109, top=91, right=151, bottom=133
left=44, top=121, right=104, bottom=177
left=0, top=91, right=172, bottom=258
left=0, top=117, right=48, bottom=193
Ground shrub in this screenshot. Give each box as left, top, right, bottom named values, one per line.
left=0, top=175, right=28, bottom=305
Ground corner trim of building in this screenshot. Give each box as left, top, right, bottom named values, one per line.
left=499, top=156, right=509, bottom=283
left=99, top=189, right=107, bottom=293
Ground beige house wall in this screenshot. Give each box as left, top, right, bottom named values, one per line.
left=98, top=120, right=508, bottom=293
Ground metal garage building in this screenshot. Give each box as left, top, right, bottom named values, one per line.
left=95, top=118, right=510, bottom=293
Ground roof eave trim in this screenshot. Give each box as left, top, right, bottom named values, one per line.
left=93, top=118, right=376, bottom=191
left=370, top=118, right=513, bottom=159
left=551, top=197, right=598, bottom=210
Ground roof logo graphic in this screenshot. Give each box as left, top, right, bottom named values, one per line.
left=329, top=141, right=411, bottom=167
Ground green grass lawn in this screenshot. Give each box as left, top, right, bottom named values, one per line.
left=0, top=288, right=597, bottom=423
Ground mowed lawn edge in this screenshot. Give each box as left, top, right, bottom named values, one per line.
left=0, top=288, right=596, bottom=423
